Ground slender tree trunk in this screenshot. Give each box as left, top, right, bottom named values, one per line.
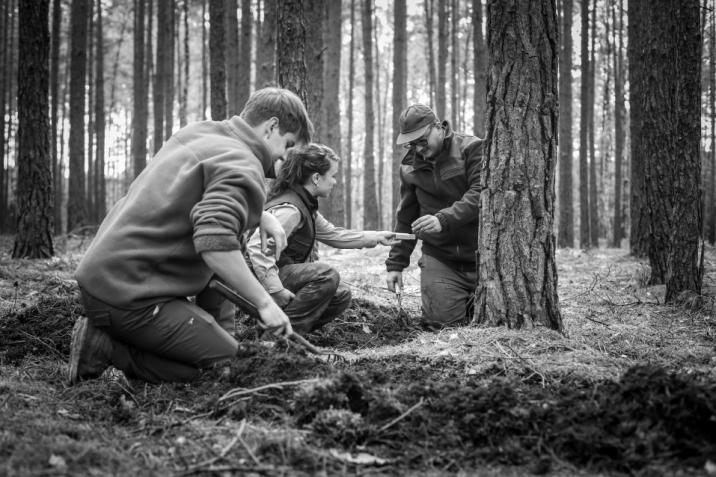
left=86, top=0, right=94, bottom=222
left=50, top=0, right=62, bottom=233
left=14, top=0, right=54, bottom=258
left=373, top=13, right=383, bottom=226
left=0, top=0, right=8, bottom=233
left=436, top=0, right=447, bottom=119
left=557, top=0, right=574, bottom=248
left=578, top=0, right=589, bottom=248
left=450, top=0, right=458, bottom=127
left=209, top=0, right=226, bottom=119
left=179, top=0, right=188, bottom=127
left=237, top=0, right=251, bottom=105
left=632, top=0, right=702, bottom=300
left=477, top=0, right=562, bottom=331
left=94, top=0, right=105, bottom=221
left=164, top=0, right=175, bottom=140
left=346, top=0, right=355, bottom=227
left=588, top=0, right=599, bottom=246
left=612, top=0, right=625, bottom=247
left=392, top=0, right=407, bottom=221
left=132, top=0, right=147, bottom=177
left=225, top=0, right=239, bottom=115
left=201, top=0, right=208, bottom=119
left=320, top=0, right=344, bottom=225
left=304, top=0, right=324, bottom=140
left=424, top=0, right=436, bottom=108
left=154, top=0, right=168, bottom=149
left=67, top=0, right=89, bottom=231
left=362, top=0, right=379, bottom=230
left=708, top=4, right=716, bottom=245
left=472, top=0, right=486, bottom=137
left=256, top=0, right=276, bottom=88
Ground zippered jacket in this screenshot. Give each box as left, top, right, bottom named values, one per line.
left=386, top=124, right=483, bottom=273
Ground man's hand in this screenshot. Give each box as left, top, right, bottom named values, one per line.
left=271, top=288, right=295, bottom=308
left=386, top=270, right=403, bottom=293
left=373, top=231, right=396, bottom=246
left=260, top=211, right=287, bottom=260
left=411, top=215, right=442, bottom=235
left=257, top=299, right=293, bottom=337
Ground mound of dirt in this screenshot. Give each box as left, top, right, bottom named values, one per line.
left=0, top=294, right=81, bottom=364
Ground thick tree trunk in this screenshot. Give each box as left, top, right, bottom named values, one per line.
left=635, top=0, right=702, bottom=300
left=276, top=0, right=307, bottom=105
left=472, top=0, right=486, bottom=138
left=304, top=0, right=324, bottom=140
left=392, top=0, right=407, bottom=221
left=209, top=0, right=227, bottom=119
left=320, top=0, right=344, bottom=225
left=132, top=0, right=148, bottom=177
left=361, top=0, right=379, bottom=230
left=13, top=0, right=54, bottom=258
left=67, top=0, right=88, bottom=231
left=256, top=0, right=276, bottom=88
left=477, top=0, right=562, bottom=331
left=709, top=5, right=716, bottom=245
left=557, top=0, right=574, bottom=248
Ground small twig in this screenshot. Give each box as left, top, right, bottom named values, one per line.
left=218, top=378, right=320, bottom=403
left=582, top=314, right=611, bottom=327
left=378, top=397, right=425, bottom=433
left=16, top=330, right=64, bottom=359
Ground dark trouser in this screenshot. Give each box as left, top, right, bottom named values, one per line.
left=419, top=254, right=477, bottom=328
left=80, top=286, right=238, bottom=383
left=278, top=262, right=352, bottom=333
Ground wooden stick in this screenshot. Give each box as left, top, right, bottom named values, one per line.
left=218, top=378, right=320, bottom=403
left=378, top=397, right=425, bottom=433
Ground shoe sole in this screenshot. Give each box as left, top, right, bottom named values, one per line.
left=67, top=317, right=89, bottom=385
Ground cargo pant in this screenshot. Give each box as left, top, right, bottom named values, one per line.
left=419, top=254, right=477, bottom=329
left=277, top=261, right=352, bottom=333
left=79, top=284, right=238, bottom=383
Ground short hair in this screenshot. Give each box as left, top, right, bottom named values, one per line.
left=240, top=87, right=314, bottom=144
left=269, top=143, right=339, bottom=200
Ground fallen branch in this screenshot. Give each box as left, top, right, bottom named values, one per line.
left=218, top=378, right=320, bottom=403
left=378, top=397, right=425, bottom=433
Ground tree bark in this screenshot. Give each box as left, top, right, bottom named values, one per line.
left=237, top=0, right=251, bottom=106
left=346, top=0, right=355, bottom=227
left=0, top=0, right=8, bottom=233
left=472, top=0, right=486, bottom=138
left=225, top=0, right=239, bottom=115
left=67, top=0, right=89, bottom=231
left=611, top=0, right=625, bottom=247
left=578, top=0, right=589, bottom=248
left=304, top=0, right=324, bottom=140
left=436, top=0, right=447, bottom=119
left=13, top=0, right=54, bottom=258
left=557, top=0, right=574, bottom=248
left=424, top=0, right=436, bottom=108
left=450, top=0, right=458, bottom=128
left=587, top=0, right=598, bottom=247
left=477, top=0, right=563, bottom=331
left=94, top=0, right=105, bottom=221
left=50, top=0, right=62, bottom=232
left=201, top=0, right=208, bottom=119
left=179, top=0, right=188, bottom=127
left=209, top=0, right=227, bottom=119
left=393, top=0, right=407, bottom=221
left=362, top=0, right=379, bottom=230
left=708, top=4, right=716, bottom=245
left=631, top=0, right=702, bottom=300
left=132, top=0, right=148, bottom=177
left=256, top=0, right=276, bottom=88
left=276, top=0, right=307, bottom=105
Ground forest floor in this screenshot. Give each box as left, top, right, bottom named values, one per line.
left=1, top=233, right=715, bottom=477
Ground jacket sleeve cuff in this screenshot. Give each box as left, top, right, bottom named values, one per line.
left=194, top=226, right=242, bottom=253
left=435, top=212, right=449, bottom=231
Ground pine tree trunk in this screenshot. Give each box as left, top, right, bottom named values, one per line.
left=1, top=0, right=10, bottom=233
left=424, top=0, right=436, bottom=108
left=13, top=0, right=54, bottom=258
left=450, top=0, right=458, bottom=128
left=587, top=0, right=599, bottom=247
left=436, top=0, right=447, bottom=119
left=304, top=0, right=324, bottom=140
left=320, top=0, right=344, bottom=225
left=50, top=0, right=62, bottom=233
left=179, top=0, right=188, bottom=127
left=472, top=0, right=486, bottom=138
left=154, top=0, right=168, bottom=149
left=225, top=0, right=239, bottom=115
left=86, top=0, right=95, bottom=223
left=237, top=0, right=251, bottom=106
left=256, top=0, right=276, bottom=88
left=361, top=0, right=379, bottom=230
left=373, top=16, right=384, bottom=227
left=67, top=0, right=89, bottom=231
left=578, top=0, right=589, bottom=248
left=477, top=0, right=562, bottom=331
left=346, top=0, right=355, bottom=228
left=392, top=0, right=407, bottom=221
left=557, top=0, right=574, bottom=248
left=201, top=0, right=208, bottom=119
left=708, top=5, right=716, bottom=245
left=132, top=0, right=148, bottom=178
left=164, top=0, right=175, bottom=140
left=632, top=0, right=702, bottom=299
left=94, top=0, right=105, bottom=221
left=209, top=0, right=226, bottom=119
left=612, top=0, right=625, bottom=247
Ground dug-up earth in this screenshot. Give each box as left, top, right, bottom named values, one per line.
left=1, top=234, right=715, bottom=477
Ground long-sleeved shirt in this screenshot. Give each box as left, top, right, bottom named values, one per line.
left=247, top=204, right=383, bottom=293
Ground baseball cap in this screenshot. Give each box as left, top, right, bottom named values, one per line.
left=396, top=104, right=437, bottom=145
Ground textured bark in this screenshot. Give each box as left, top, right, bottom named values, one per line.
left=477, top=0, right=563, bottom=331
left=632, top=0, right=702, bottom=300
left=50, top=0, right=62, bottom=232
left=472, top=0, right=486, bottom=137
left=13, top=0, right=54, bottom=258
left=164, top=0, right=174, bottom=140
left=450, top=0, right=458, bottom=128
left=361, top=0, right=379, bottom=230
left=587, top=0, right=598, bottom=247
left=67, top=0, right=88, bottom=231
left=225, top=0, right=239, bottom=115
left=276, top=0, right=307, bottom=105
left=557, top=0, right=574, bottom=248
left=0, top=0, right=8, bottom=233
left=708, top=5, right=716, bottom=245
left=392, top=0, right=407, bottom=220
left=179, top=0, right=188, bottom=127
left=304, top=0, right=324, bottom=140
left=320, top=0, right=345, bottom=225
left=132, top=0, right=148, bottom=177
left=209, top=0, right=227, bottom=119
left=201, top=0, right=207, bottom=119
left=94, top=0, right=105, bottom=221
left=436, top=0, right=447, bottom=119
left=611, top=0, right=625, bottom=247
left=346, top=0, right=355, bottom=227
left=578, top=0, right=589, bottom=248
left=256, top=0, right=276, bottom=88
left=424, top=0, right=436, bottom=107
left=237, top=0, right=251, bottom=106
left=154, top=0, right=169, bottom=149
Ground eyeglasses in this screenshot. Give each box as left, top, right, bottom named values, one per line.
left=403, top=124, right=433, bottom=150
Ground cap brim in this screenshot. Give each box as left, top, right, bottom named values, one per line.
left=396, top=124, right=430, bottom=145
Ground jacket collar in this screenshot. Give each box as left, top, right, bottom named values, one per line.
left=225, top=116, right=275, bottom=177
left=290, top=184, right=319, bottom=214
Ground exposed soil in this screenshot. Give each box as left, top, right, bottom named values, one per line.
left=1, top=239, right=716, bottom=476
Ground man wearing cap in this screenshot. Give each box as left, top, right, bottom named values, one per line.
left=385, top=104, right=483, bottom=330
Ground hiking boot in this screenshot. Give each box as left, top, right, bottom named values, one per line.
left=67, top=316, right=114, bottom=385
